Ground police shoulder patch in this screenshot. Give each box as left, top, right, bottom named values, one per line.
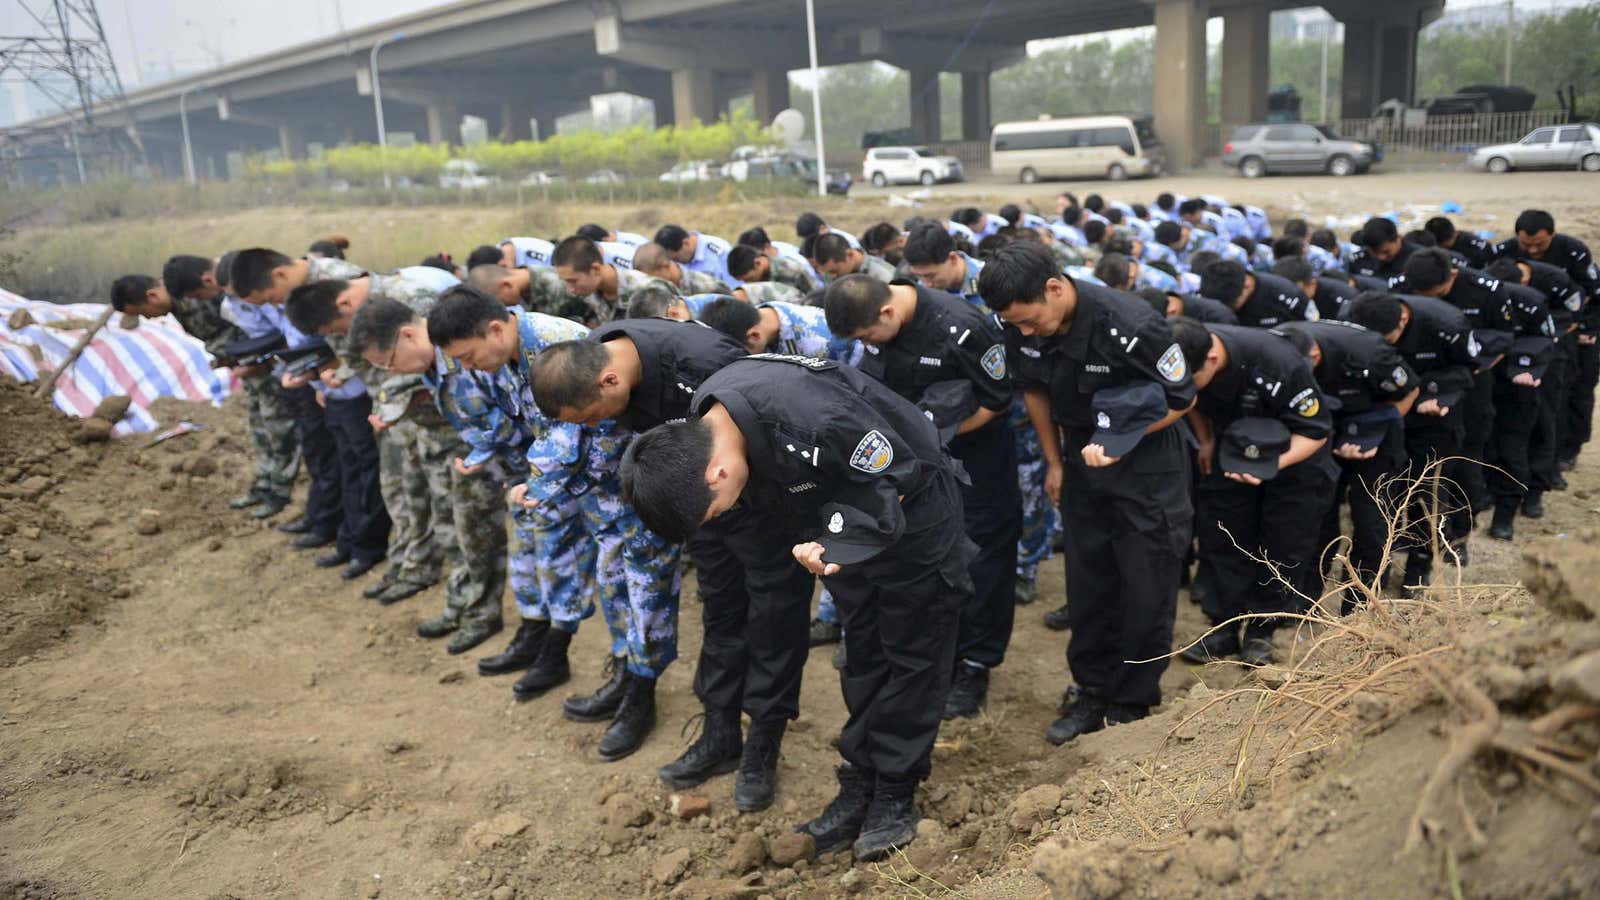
left=981, top=344, right=1007, bottom=380
left=747, top=352, right=835, bottom=371
left=1290, top=387, right=1321, bottom=418
left=849, top=430, right=894, bottom=474
left=1157, top=343, right=1187, bottom=383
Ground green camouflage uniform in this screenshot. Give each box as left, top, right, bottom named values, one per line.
left=859, top=254, right=899, bottom=283
left=674, top=266, right=728, bottom=297
left=521, top=267, right=589, bottom=324
left=1049, top=241, right=1086, bottom=270
left=737, top=281, right=803, bottom=305
left=769, top=254, right=821, bottom=294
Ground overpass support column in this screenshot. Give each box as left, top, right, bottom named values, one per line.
left=961, top=71, right=991, bottom=141
left=1334, top=1, right=1439, bottom=117
left=1220, top=3, right=1269, bottom=128
left=1153, top=0, right=1209, bottom=170
left=909, top=67, right=941, bottom=144
left=751, top=69, right=790, bottom=123
left=499, top=101, right=534, bottom=142
left=671, top=68, right=717, bottom=126
left=277, top=122, right=307, bottom=160
left=426, top=100, right=462, bottom=146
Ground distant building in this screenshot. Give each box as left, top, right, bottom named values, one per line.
left=1271, top=8, right=1342, bottom=43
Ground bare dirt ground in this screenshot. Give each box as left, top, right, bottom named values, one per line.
left=3, top=172, right=1600, bottom=899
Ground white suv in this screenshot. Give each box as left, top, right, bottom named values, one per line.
left=863, top=146, right=964, bottom=187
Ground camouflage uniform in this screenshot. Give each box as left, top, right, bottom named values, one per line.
left=675, top=266, right=729, bottom=297
left=1048, top=241, right=1086, bottom=271
left=579, top=268, right=680, bottom=325
left=737, top=281, right=802, bottom=306
left=505, top=311, right=682, bottom=676
left=521, top=267, right=588, bottom=323
left=760, top=301, right=862, bottom=365
left=858, top=254, right=899, bottom=284
left=769, top=254, right=821, bottom=294
left=1012, top=399, right=1060, bottom=586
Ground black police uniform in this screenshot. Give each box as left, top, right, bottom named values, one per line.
left=1521, top=260, right=1583, bottom=490
left=1194, top=325, right=1335, bottom=628
left=1010, top=278, right=1195, bottom=712
left=1235, top=271, right=1317, bottom=328
left=589, top=319, right=814, bottom=728
left=1351, top=273, right=1391, bottom=294
left=1275, top=320, right=1418, bottom=605
left=1180, top=293, right=1240, bottom=325
left=283, top=383, right=345, bottom=541
left=690, top=355, right=975, bottom=783
left=1349, top=239, right=1422, bottom=280
left=1447, top=231, right=1497, bottom=269
left=1384, top=295, right=1480, bottom=579
left=854, top=286, right=1020, bottom=671
left=1496, top=234, right=1600, bottom=462
left=1312, top=276, right=1360, bottom=321
left=1483, top=280, right=1555, bottom=520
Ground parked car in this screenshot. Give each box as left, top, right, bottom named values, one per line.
left=519, top=170, right=565, bottom=186
left=861, top=146, right=963, bottom=187
left=658, top=159, right=717, bottom=183
left=1221, top=123, right=1377, bottom=178
left=583, top=169, right=626, bottom=185
left=439, top=159, right=495, bottom=189
left=1470, top=123, right=1600, bottom=173
left=990, top=115, right=1163, bottom=183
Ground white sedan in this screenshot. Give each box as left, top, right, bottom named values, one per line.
left=1470, top=122, right=1600, bottom=173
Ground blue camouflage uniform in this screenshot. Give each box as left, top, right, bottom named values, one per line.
left=1305, top=243, right=1338, bottom=275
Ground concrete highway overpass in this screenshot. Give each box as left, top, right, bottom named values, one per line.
left=5, top=0, right=1442, bottom=181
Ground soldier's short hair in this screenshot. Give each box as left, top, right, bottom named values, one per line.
left=1136, top=287, right=1172, bottom=318
left=162, top=255, right=213, bottom=299
left=466, top=245, right=503, bottom=269
left=1232, top=235, right=1258, bottom=256
left=737, top=226, right=770, bottom=248
left=1346, top=292, right=1405, bottom=334
left=1309, top=228, right=1338, bottom=252
left=1187, top=250, right=1222, bottom=275
left=823, top=274, right=891, bottom=336
left=1402, top=247, right=1455, bottom=291
left=653, top=224, right=690, bottom=252
left=530, top=340, right=613, bottom=417
left=1360, top=217, right=1399, bottom=248
left=1283, top=218, right=1309, bottom=238
left=216, top=250, right=239, bottom=292
left=1083, top=220, right=1108, bottom=246
left=110, top=274, right=156, bottom=311
left=427, top=285, right=509, bottom=346
left=1272, top=235, right=1305, bottom=260
left=1103, top=232, right=1136, bottom=257
left=795, top=212, right=826, bottom=239
left=467, top=264, right=513, bottom=294
left=1154, top=192, right=1176, bottom=212
left=1093, top=253, right=1133, bottom=290
left=625, top=283, right=683, bottom=319
left=699, top=296, right=761, bottom=344
left=230, top=248, right=293, bottom=297
left=1272, top=255, right=1314, bottom=286
left=1515, top=209, right=1555, bottom=236
left=1178, top=198, right=1207, bottom=217
left=726, top=245, right=762, bottom=280
left=348, top=296, right=418, bottom=356
left=975, top=241, right=1056, bottom=312
left=998, top=203, right=1022, bottom=226
left=620, top=420, right=714, bottom=543
left=1083, top=193, right=1105, bottom=213
left=1168, top=316, right=1214, bottom=372
left=1153, top=221, right=1183, bottom=248
left=1103, top=208, right=1124, bottom=225
left=632, top=242, right=671, bottom=274
left=285, top=279, right=347, bottom=334
left=812, top=233, right=852, bottom=265
left=575, top=223, right=610, bottom=243
left=1199, top=260, right=1248, bottom=305
left=1483, top=257, right=1524, bottom=284
left=553, top=236, right=603, bottom=271
left=976, top=233, right=1011, bottom=260
left=902, top=224, right=954, bottom=267
left=860, top=222, right=900, bottom=255
left=1406, top=229, right=1438, bottom=248
left=951, top=207, right=984, bottom=229
left=1130, top=203, right=1150, bottom=219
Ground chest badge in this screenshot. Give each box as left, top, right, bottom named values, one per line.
left=849, top=430, right=894, bottom=474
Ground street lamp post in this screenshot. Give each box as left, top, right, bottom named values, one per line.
left=369, top=32, right=406, bottom=190
left=804, top=0, right=826, bottom=197
left=179, top=85, right=198, bottom=186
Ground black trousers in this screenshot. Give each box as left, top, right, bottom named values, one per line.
left=826, top=468, right=970, bottom=782
left=322, top=394, right=390, bottom=563
left=1061, top=427, right=1191, bottom=709
left=1400, top=410, right=1466, bottom=560
left=283, top=384, right=343, bottom=540
left=1530, top=340, right=1571, bottom=491
left=1486, top=375, right=1540, bottom=505
left=1199, top=453, right=1336, bottom=627
left=690, top=504, right=813, bottom=724
left=1560, top=336, right=1598, bottom=460
left=1451, top=369, right=1495, bottom=512
left=1319, top=420, right=1406, bottom=597
left=950, top=418, right=1022, bottom=670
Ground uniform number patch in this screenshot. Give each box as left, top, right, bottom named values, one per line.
left=981, top=344, right=1007, bottom=380
left=1157, top=343, right=1187, bottom=383
left=849, top=430, right=894, bottom=474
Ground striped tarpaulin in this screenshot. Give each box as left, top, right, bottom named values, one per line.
left=0, top=290, right=235, bottom=435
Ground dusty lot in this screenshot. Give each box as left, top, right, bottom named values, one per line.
left=2, top=172, right=1600, bottom=899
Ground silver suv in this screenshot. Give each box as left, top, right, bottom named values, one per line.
left=1221, top=123, right=1378, bottom=178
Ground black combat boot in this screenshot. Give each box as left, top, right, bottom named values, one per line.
left=597, top=673, right=655, bottom=761
left=1239, top=619, right=1276, bottom=667
left=733, top=719, right=786, bottom=812
left=1046, top=692, right=1109, bottom=745
left=808, top=617, right=841, bottom=646
left=512, top=628, right=571, bottom=699
left=796, top=764, right=874, bottom=853
left=941, top=662, right=988, bottom=719
left=1522, top=490, right=1545, bottom=519
left=852, top=774, right=920, bottom=862
left=250, top=493, right=290, bottom=520
left=1402, top=553, right=1433, bottom=597
left=1178, top=627, right=1240, bottom=664
left=562, top=657, right=628, bottom=722
left=658, top=707, right=743, bottom=788
left=1489, top=500, right=1517, bottom=541
left=1043, top=603, right=1071, bottom=631
left=478, top=618, right=548, bottom=676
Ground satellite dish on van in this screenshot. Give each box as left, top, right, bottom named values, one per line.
left=772, top=108, right=805, bottom=146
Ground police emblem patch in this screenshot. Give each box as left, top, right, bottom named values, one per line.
left=981, top=344, right=1007, bottom=380
left=1096, top=411, right=1111, bottom=429
left=1157, top=343, right=1186, bottom=382
left=1392, top=366, right=1408, bottom=387
left=849, top=430, right=894, bottom=474
left=828, top=512, right=844, bottom=533
left=1519, top=355, right=1532, bottom=367
left=1244, top=444, right=1261, bottom=460
left=1291, top=387, right=1320, bottom=418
